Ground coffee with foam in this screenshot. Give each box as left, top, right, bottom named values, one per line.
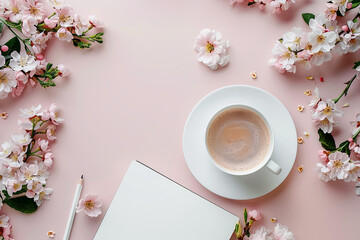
left=206, top=108, right=270, bottom=172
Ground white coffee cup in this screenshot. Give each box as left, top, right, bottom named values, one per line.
left=205, top=104, right=282, bottom=176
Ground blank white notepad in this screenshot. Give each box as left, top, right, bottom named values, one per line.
left=93, top=161, right=238, bottom=240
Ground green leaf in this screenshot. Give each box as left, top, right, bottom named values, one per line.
left=318, top=129, right=336, bottom=151
left=5, top=196, right=38, bottom=213
left=337, top=140, right=350, bottom=156
left=72, top=38, right=92, bottom=49
left=302, top=13, right=315, bottom=25
left=0, top=21, right=4, bottom=34
left=244, top=208, right=248, bottom=223
left=2, top=37, right=21, bottom=59
left=247, top=2, right=256, bottom=6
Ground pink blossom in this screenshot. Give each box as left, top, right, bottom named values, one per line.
left=34, top=187, right=53, bottom=206
left=46, top=125, right=57, bottom=140
left=74, top=14, right=90, bottom=35
left=194, top=29, right=230, bottom=70
left=6, top=179, right=22, bottom=196
left=26, top=180, right=43, bottom=198
left=88, top=15, right=103, bottom=28
left=22, top=15, right=38, bottom=37
left=11, top=81, right=26, bottom=97
left=15, top=71, right=29, bottom=84
left=55, top=6, right=74, bottom=27
left=0, top=215, right=9, bottom=228
left=249, top=226, right=272, bottom=240
left=76, top=193, right=102, bottom=217
left=22, top=0, right=46, bottom=22
left=273, top=223, right=295, bottom=240
left=248, top=209, right=262, bottom=221
left=44, top=152, right=53, bottom=167
left=4, top=0, right=24, bottom=23
left=38, top=139, right=50, bottom=152
left=324, top=3, right=338, bottom=21
left=350, top=113, right=360, bottom=135
left=2, top=224, right=12, bottom=240
left=55, top=27, right=73, bottom=42
left=58, top=64, right=70, bottom=77
left=49, top=103, right=64, bottom=125
left=318, top=150, right=329, bottom=163
left=44, top=16, right=59, bottom=28
left=30, top=32, right=52, bottom=54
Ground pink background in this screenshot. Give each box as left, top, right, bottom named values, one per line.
left=1, top=0, right=360, bottom=239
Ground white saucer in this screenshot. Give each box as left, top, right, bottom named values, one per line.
left=182, top=85, right=297, bottom=200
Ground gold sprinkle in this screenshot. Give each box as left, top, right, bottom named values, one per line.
left=250, top=71, right=257, bottom=79
left=304, top=90, right=312, bottom=96
left=304, top=132, right=310, bottom=138
left=0, top=112, right=8, bottom=119
left=298, top=165, right=304, bottom=173
left=297, top=105, right=304, bottom=112
left=47, top=231, right=55, bottom=238
left=342, top=102, right=349, bottom=108
left=271, top=218, right=277, bottom=223
left=306, top=76, right=314, bottom=80
left=297, top=137, right=304, bottom=144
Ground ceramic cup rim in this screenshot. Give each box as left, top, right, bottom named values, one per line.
left=205, top=104, right=275, bottom=176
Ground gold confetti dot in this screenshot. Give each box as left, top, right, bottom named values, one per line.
left=250, top=71, right=257, bottom=79
left=298, top=165, right=304, bottom=173
left=342, top=102, right=349, bottom=108
left=297, top=137, right=304, bottom=144
left=306, top=76, right=314, bottom=80
left=271, top=218, right=277, bottom=223
left=47, top=231, right=55, bottom=238
left=304, top=132, right=310, bottom=138
left=304, top=90, right=312, bottom=96
left=297, top=105, right=304, bottom=112
left=0, top=112, right=8, bottom=119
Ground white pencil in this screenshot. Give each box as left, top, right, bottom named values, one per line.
left=63, top=175, right=83, bottom=240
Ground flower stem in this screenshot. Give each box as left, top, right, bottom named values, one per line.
left=332, top=74, right=358, bottom=104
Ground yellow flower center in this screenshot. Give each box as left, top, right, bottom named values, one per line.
left=59, top=14, right=71, bottom=24
left=282, top=51, right=291, bottom=59
left=320, top=118, right=329, bottom=125
left=333, top=159, right=343, bottom=168
left=294, top=37, right=301, bottom=45
left=12, top=6, right=20, bottom=14
left=39, top=191, right=45, bottom=200
left=85, top=200, right=95, bottom=210
left=206, top=42, right=214, bottom=53
left=305, top=43, right=313, bottom=51
left=59, top=32, right=66, bottom=38
left=0, top=74, right=8, bottom=85
left=323, top=106, right=332, bottom=114
left=350, top=38, right=357, bottom=45
left=317, top=35, right=325, bottom=44
left=19, top=57, right=28, bottom=67
left=13, top=183, right=20, bottom=190
left=29, top=6, right=39, bottom=15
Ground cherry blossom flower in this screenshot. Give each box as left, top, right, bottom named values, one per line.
left=76, top=193, right=102, bottom=217
left=333, top=0, right=348, bottom=16
left=88, top=15, right=104, bottom=28
left=324, top=3, right=338, bottom=21
left=43, top=153, right=53, bottom=167
left=273, top=223, right=295, bottom=240
left=2, top=223, right=12, bottom=240
left=194, top=29, right=230, bottom=70
left=318, top=150, right=329, bottom=164
left=3, top=0, right=24, bottom=23
left=6, top=179, right=22, bottom=196
left=47, top=0, right=65, bottom=9
left=44, top=15, right=59, bottom=28
left=30, top=33, right=52, bottom=54
left=344, top=161, right=360, bottom=182
left=0, top=68, right=17, bottom=98
left=249, top=226, right=273, bottom=240
left=0, top=215, right=9, bottom=228
left=0, top=142, right=12, bottom=158
left=308, top=18, right=337, bottom=53
left=9, top=51, right=37, bottom=73
left=49, top=103, right=64, bottom=125
left=34, top=187, right=53, bottom=206
left=11, top=133, right=32, bottom=147
left=248, top=209, right=261, bottom=221
left=58, top=64, right=70, bottom=77
left=55, top=6, right=74, bottom=27
left=328, top=151, right=351, bottom=180
left=55, top=27, right=73, bottom=42
left=74, top=14, right=90, bottom=35
left=269, top=42, right=296, bottom=73
left=21, top=15, right=38, bottom=37
left=312, top=99, right=343, bottom=133
left=22, top=0, right=46, bottom=22
left=315, top=163, right=332, bottom=182
left=46, top=125, right=57, bottom=140
left=20, top=104, right=43, bottom=118
left=282, top=27, right=305, bottom=51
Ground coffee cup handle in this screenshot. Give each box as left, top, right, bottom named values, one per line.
left=266, top=160, right=282, bottom=175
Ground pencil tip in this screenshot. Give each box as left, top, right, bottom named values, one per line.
left=81, top=175, right=83, bottom=179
